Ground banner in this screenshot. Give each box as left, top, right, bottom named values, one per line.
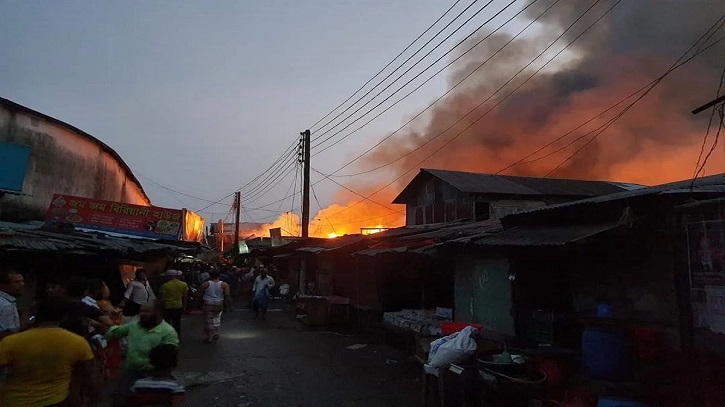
left=686, top=220, right=725, bottom=288
left=46, top=194, right=184, bottom=239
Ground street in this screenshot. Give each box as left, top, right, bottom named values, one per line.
left=174, top=304, right=420, bottom=407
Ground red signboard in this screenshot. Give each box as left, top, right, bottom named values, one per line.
left=46, top=194, right=184, bottom=239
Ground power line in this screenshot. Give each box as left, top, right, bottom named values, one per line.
left=544, top=20, right=725, bottom=177
left=311, top=167, right=405, bottom=217
left=308, top=0, right=463, bottom=130
left=308, top=0, right=621, bottom=219
left=694, top=56, right=725, bottom=179
left=319, top=0, right=554, bottom=172
left=323, top=0, right=608, bottom=180
left=311, top=0, right=487, bottom=136
left=137, top=174, right=221, bottom=205
left=195, top=139, right=298, bottom=213
left=310, top=183, right=337, bottom=236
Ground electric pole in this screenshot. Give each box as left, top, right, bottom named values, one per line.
left=233, top=191, right=241, bottom=253
left=301, top=129, right=311, bottom=238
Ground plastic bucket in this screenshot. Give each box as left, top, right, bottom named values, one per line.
left=582, top=327, right=632, bottom=381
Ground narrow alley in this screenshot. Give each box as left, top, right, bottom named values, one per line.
left=174, top=305, right=420, bottom=407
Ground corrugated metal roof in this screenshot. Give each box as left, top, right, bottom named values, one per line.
left=473, top=222, right=621, bottom=247
left=392, top=169, right=638, bottom=203
left=507, top=173, right=725, bottom=218
left=398, top=219, right=502, bottom=240
left=0, top=224, right=201, bottom=254
left=296, top=234, right=366, bottom=253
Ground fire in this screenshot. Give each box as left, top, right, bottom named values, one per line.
left=244, top=190, right=405, bottom=238
left=247, top=2, right=725, bottom=240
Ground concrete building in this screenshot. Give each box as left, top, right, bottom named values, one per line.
left=0, top=97, right=150, bottom=221
left=392, top=168, right=641, bottom=226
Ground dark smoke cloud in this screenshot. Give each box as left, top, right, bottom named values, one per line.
left=360, top=0, right=725, bottom=187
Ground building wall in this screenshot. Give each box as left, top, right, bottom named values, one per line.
left=0, top=105, right=150, bottom=220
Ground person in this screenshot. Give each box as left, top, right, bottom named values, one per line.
left=96, top=281, right=123, bottom=380
left=120, top=269, right=156, bottom=324
left=97, top=281, right=123, bottom=326
left=128, top=344, right=186, bottom=407
left=46, top=280, right=69, bottom=299
left=198, top=268, right=210, bottom=283
left=63, top=277, right=114, bottom=336
left=105, top=300, right=179, bottom=407
left=0, top=298, right=98, bottom=407
left=0, top=271, right=24, bottom=341
left=252, top=268, right=275, bottom=320
left=200, top=270, right=231, bottom=343
left=159, top=269, right=188, bottom=336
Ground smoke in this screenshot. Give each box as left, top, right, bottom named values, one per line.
left=361, top=0, right=725, bottom=185
left=260, top=0, right=725, bottom=237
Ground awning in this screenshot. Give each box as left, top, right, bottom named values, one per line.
left=473, top=222, right=621, bottom=247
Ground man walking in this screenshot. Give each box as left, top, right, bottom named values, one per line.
left=0, top=270, right=24, bottom=341
left=160, top=269, right=188, bottom=336
left=0, top=298, right=98, bottom=406
left=252, top=268, right=275, bottom=320
left=106, top=300, right=179, bottom=407
left=200, top=270, right=231, bottom=343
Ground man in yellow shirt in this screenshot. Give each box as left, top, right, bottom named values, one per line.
left=0, top=298, right=97, bottom=407
left=160, top=269, right=188, bottom=336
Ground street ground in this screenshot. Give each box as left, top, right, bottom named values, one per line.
left=174, top=304, right=421, bottom=407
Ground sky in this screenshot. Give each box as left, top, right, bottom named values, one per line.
left=1, top=0, right=508, bottom=223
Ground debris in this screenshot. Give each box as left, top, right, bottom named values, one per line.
left=346, top=344, right=368, bottom=350
left=385, top=359, right=399, bottom=365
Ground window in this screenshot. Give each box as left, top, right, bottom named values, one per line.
left=474, top=202, right=490, bottom=221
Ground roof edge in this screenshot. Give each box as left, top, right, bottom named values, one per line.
left=0, top=97, right=151, bottom=205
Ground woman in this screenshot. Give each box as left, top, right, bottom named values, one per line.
left=96, top=282, right=122, bottom=380
left=119, top=269, right=156, bottom=324
left=200, top=270, right=231, bottom=343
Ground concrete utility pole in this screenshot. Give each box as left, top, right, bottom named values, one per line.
left=300, top=129, right=311, bottom=239
left=217, top=219, right=225, bottom=254
left=233, top=191, right=241, bottom=253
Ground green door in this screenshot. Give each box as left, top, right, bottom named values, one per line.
left=455, top=256, right=514, bottom=335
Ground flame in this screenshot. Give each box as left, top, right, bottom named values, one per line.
left=245, top=189, right=405, bottom=238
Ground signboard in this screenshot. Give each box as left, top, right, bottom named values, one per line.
left=706, top=285, right=725, bottom=333
left=0, top=141, right=31, bottom=192
left=686, top=220, right=725, bottom=288
left=46, top=194, right=183, bottom=239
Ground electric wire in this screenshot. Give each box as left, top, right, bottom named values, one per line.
left=311, top=183, right=337, bottom=236
left=311, top=0, right=525, bottom=156
left=694, top=56, right=725, bottom=179
left=321, top=0, right=609, bottom=181
left=308, top=0, right=463, bottom=130
left=311, top=0, right=622, bottom=220
left=319, top=0, right=555, bottom=172
left=311, top=0, right=486, bottom=136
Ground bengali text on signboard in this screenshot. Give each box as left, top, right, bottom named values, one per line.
left=46, top=194, right=183, bottom=239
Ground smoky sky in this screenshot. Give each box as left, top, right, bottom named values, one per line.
left=360, top=0, right=725, bottom=186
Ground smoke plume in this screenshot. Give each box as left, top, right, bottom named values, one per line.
left=260, top=0, right=725, bottom=237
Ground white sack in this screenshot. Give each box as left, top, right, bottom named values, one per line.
left=427, top=325, right=478, bottom=368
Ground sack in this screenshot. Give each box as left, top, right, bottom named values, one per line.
left=427, top=326, right=478, bottom=368
left=122, top=301, right=141, bottom=317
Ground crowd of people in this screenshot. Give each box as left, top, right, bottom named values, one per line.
left=0, top=260, right=280, bottom=406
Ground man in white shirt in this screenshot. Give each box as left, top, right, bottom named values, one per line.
left=0, top=271, right=24, bottom=341
left=252, top=268, right=275, bottom=320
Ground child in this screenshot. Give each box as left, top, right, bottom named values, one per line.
left=128, top=344, right=186, bottom=407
